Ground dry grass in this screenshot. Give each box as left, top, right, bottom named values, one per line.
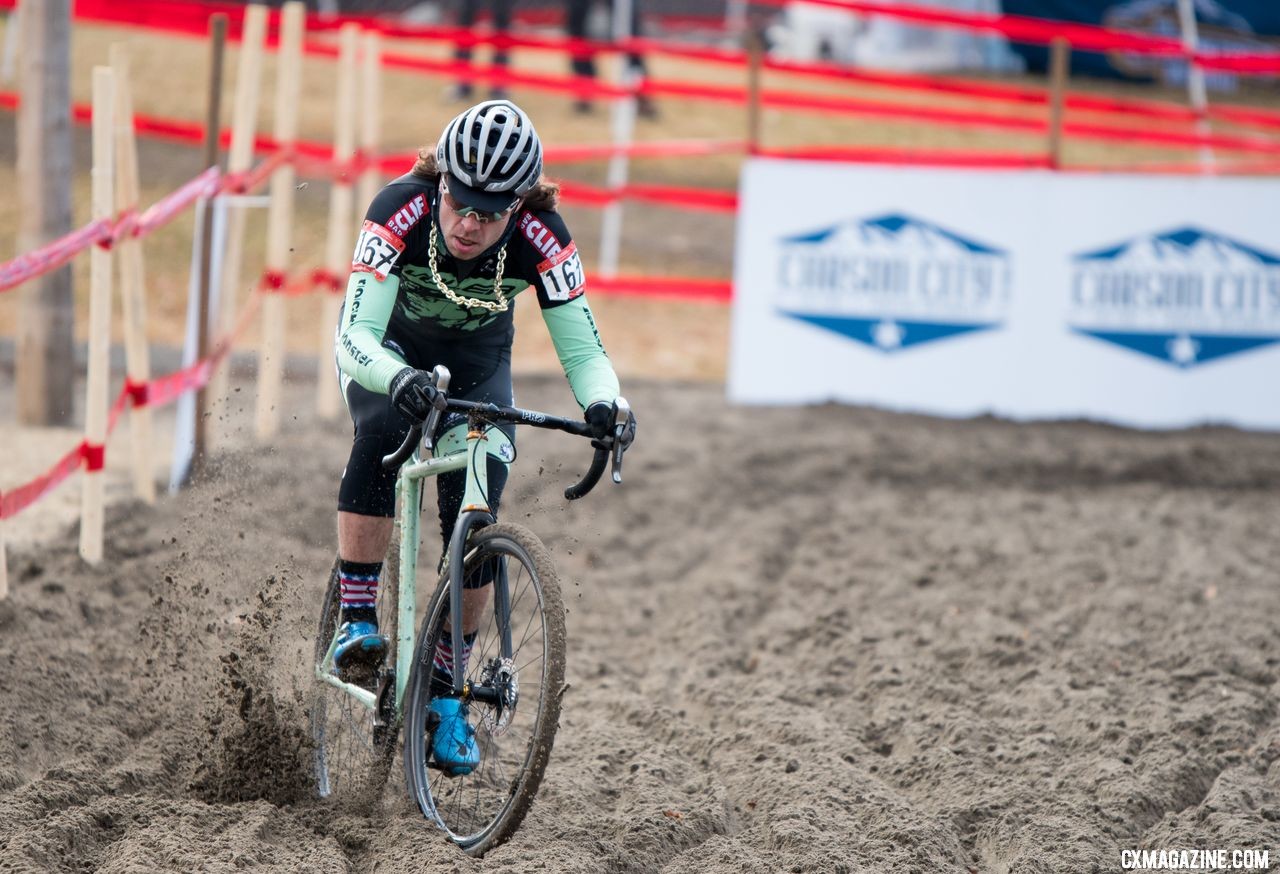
left=2, top=18, right=1278, bottom=383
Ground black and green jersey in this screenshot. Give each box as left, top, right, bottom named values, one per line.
left=335, top=172, right=619, bottom=410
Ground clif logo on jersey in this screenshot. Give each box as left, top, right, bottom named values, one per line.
left=773, top=213, right=1013, bottom=353
left=520, top=213, right=563, bottom=260
left=387, top=194, right=428, bottom=237
left=1069, top=227, right=1280, bottom=368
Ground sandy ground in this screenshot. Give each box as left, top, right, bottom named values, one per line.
left=1, top=367, right=1278, bottom=873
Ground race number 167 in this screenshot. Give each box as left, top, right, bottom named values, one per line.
left=540, top=243, right=584, bottom=301
left=352, top=221, right=405, bottom=281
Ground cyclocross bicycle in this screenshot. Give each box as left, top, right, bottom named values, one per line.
left=310, top=364, right=630, bottom=855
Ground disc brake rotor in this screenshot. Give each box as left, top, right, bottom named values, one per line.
left=478, top=657, right=518, bottom=736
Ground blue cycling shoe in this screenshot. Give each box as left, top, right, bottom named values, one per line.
left=430, top=696, right=480, bottom=776
left=333, top=620, right=387, bottom=675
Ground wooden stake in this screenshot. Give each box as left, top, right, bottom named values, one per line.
left=256, top=1, right=304, bottom=440
left=356, top=30, right=382, bottom=217
left=109, top=45, right=156, bottom=505
left=209, top=3, right=268, bottom=433
left=16, top=0, right=75, bottom=427
left=80, top=66, right=114, bottom=566
left=192, top=13, right=227, bottom=476
left=317, top=24, right=360, bottom=419
left=1047, top=37, right=1070, bottom=170
left=0, top=521, right=7, bottom=601
left=746, top=28, right=763, bottom=154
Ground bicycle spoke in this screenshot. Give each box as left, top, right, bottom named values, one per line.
left=405, top=527, right=564, bottom=853
left=310, top=558, right=396, bottom=803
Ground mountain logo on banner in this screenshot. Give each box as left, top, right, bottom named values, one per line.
left=1069, top=227, right=1280, bottom=369
left=773, top=213, right=1013, bottom=353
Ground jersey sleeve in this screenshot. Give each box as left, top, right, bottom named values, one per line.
left=541, top=295, right=620, bottom=410
left=337, top=179, right=435, bottom=393
left=335, top=270, right=408, bottom=394
left=514, top=210, right=589, bottom=310
left=514, top=210, right=620, bottom=407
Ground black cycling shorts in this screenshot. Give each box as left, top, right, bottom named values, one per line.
left=337, top=327, right=516, bottom=550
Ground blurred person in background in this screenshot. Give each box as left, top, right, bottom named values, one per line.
left=565, top=0, right=658, bottom=117
left=449, top=0, right=513, bottom=101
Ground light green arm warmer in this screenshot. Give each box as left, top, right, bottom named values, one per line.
left=541, top=296, right=620, bottom=410
left=335, top=271, right=408, bottom=394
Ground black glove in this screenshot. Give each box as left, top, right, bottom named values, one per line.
left=389, top=367, right=446, bottom=422
left=585, top=401, right=637, bottom=451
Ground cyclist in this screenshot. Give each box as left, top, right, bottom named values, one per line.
left=331, top=99, right=636, bottom=776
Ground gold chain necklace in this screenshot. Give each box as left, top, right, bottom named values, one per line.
left=428, top=224, right=509, bottom=313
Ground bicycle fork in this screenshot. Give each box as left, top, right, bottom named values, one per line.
left=443, top=416, right=515, bottom=699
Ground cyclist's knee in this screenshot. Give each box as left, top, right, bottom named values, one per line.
left=339, top=434, right=399, bottom=517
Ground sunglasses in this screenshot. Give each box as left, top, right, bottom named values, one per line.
left=439, top=178, right=518, bottom=224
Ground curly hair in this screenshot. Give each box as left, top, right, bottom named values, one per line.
left=410, top=147, right=560, bottom=213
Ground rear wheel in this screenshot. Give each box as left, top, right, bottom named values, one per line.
left=403, top=522, right=566, bottom=856
left=310, top=545, right=400, bottom=802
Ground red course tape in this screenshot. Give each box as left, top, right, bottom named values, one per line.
left=589, top=275, right=733, bottom=302
left=63, top=0, right=1280, bottom=76
left=83, top=444, right=106, bottom=473
left=0, top=444, right=88, bottom=521
left=259, top=270, right=287, bottom=292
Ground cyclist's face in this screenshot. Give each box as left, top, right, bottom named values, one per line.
left=437, top=179, right=519, bottom=261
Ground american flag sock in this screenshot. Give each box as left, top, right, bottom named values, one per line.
left=338, top=559, right=382, bottom=625
left=432, top=629, right=476, bottom=684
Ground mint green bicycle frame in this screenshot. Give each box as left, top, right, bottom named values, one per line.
left=313, top=367, right=504, bottom=718
left=313, top=363, right=624, bottom=731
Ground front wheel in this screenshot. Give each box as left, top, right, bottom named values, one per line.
left=402, top=523, right=567, bottom=856
left=310, top=554, right=399, bottom=802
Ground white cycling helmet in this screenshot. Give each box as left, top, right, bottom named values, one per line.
left=435, top=99, right=543, bottom=212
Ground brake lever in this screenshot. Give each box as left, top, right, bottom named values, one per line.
left=420, top=365, right=452, bottom=452
left=609, top=397, right=630, bottom=484
left=610, top=428, right=625, bottom=484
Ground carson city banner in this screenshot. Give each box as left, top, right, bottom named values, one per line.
left=729, top=160, right=1280, bottom=429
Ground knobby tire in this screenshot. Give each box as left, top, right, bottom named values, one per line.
left=402, top=522, right=567, bottom=856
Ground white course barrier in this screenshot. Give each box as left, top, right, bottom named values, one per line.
left=729, top=160, right=1280, bottom=429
